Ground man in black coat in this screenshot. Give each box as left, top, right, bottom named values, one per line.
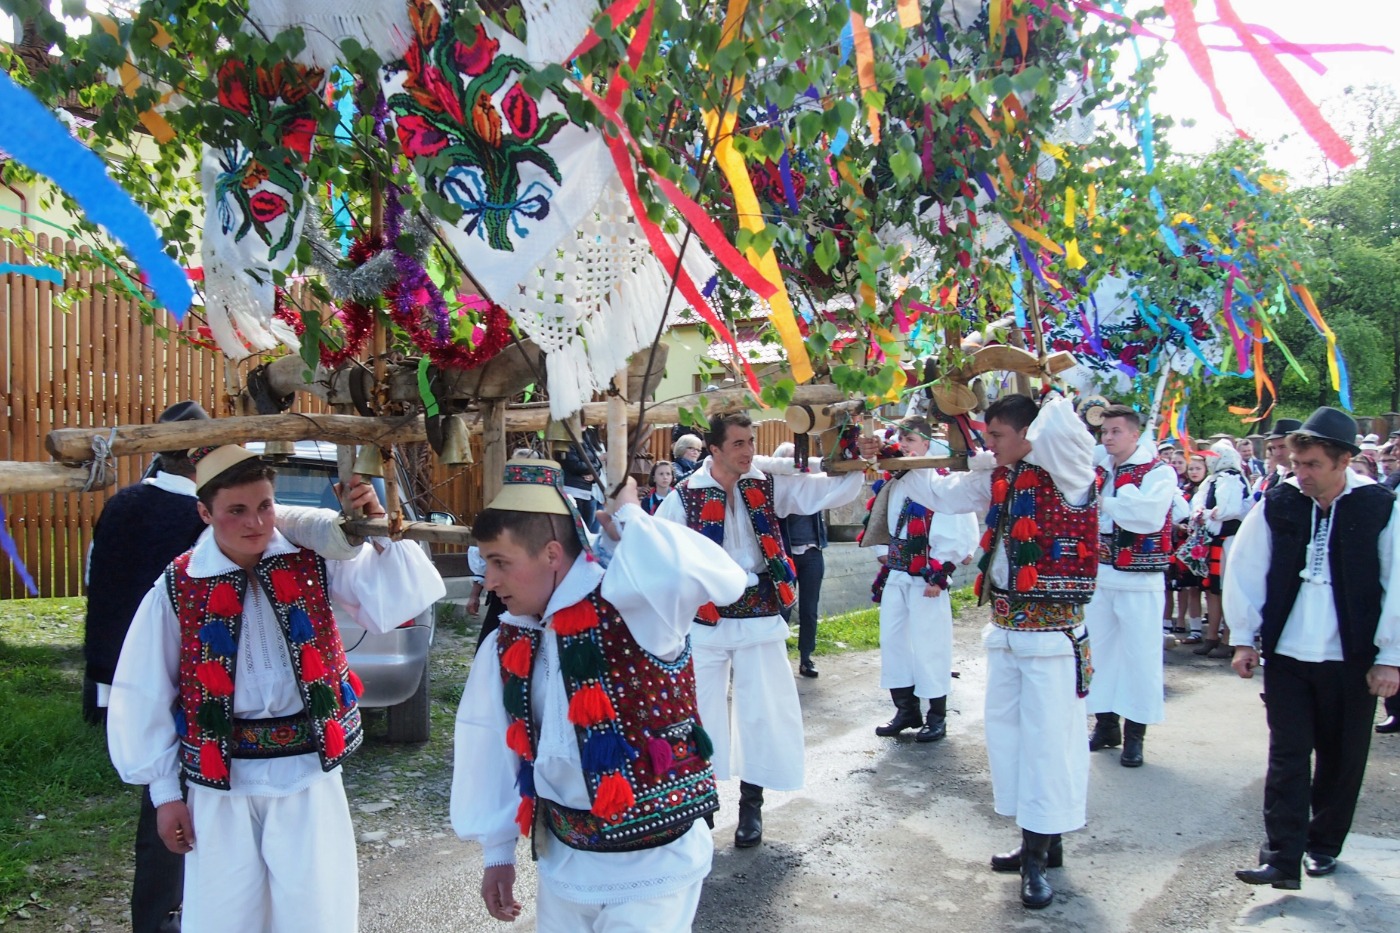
left=84, top=401, right=209, bottom=933
left=1224, top=407, right=1400, bottom=889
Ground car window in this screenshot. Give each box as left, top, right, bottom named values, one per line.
left=273, top=465, right=415, bottom=519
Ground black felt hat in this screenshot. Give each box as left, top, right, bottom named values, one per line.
left=1268, top=418, right=1303, bottom=439
left=158, top=401, right=210, bottom=423
left=1292, top=407, right=1360, bottom=455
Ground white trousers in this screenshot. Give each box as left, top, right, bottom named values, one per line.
left=1083, top=585, right=1166, bottom=724
left=692, top=640, right=805, bottom=790
left=537, top=878, right=703, bottom=932
left=984, top=644, right=1088, bottom=835
left=879, top=574, right=954, bottom=698
left=182, top=772, right=358, bottom=933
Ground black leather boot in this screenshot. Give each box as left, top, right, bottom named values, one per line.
left=990, top=834, right=1063, bottom=872
left=1020, top=830, right=1055, bottom=909
left=875, top=687, right=923, bottom=736
left=1120, top=720, right=1146, bottom=767
left=1088, top=712, right=1122, bottom=751
left=734, top=781, right=764, bottom=848
left=916, top=695, right=947, bottom=743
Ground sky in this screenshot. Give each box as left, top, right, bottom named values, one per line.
left=1135, top=0, right=1400, bottom=180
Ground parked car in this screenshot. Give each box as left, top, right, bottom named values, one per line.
left=249, top=441, right=445, bottom=743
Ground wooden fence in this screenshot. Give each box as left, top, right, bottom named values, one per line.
left=1, top=233, right=799, bottom=599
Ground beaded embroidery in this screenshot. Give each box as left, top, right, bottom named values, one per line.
left=677, top=474, right=797, bottom=623
left=167, top=548, right=363, bottom=791
left=1095, top=459, right=1173, bottom=572
left=975, top=463, right=1098, bottom=604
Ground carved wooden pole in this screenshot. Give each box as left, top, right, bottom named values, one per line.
left=607, top=367, right=629, bottom=494
left=481, top=399, right=507, bottom=506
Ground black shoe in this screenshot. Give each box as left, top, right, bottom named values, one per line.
left=1376, top=716, right=1400, bottom=734
left=1120, top=720, right=1145, bottom=768
left=734, top=782, right=763, bottom=848
left=990, top=835, right=1063, bottom=872
left=876, top=687, right=923, bottom=737
left=916, top=697, right=947, bottom=743
left=1020, top=831, right=1055, bottom=909
left=1304, top=854, right=1338, bottom=877
left=1235, top=865, right=1301, bottom=890
left=799, top=657, right=819, bottom=678
left=1088, top=713, right=1121, bottom=751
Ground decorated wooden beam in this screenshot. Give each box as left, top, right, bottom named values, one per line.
left=0, top=461, right=114, bottom=495
left=340, top=517, right=474, bottom=546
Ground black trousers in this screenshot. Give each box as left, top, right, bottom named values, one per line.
left=1260, top=654, right=1377, bottom=877
left=133, top=786, right=184, bottom=933
left=1385, top=693, right=1400, bottom=720
left=793, top=547, right=825, bottom=660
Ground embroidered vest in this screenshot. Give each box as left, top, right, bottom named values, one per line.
left=166, top=548, right=363, bottom=791
left=886, top=482, right=939, bottom=581
left=496, top=591, right=719, bottom=853
left=975, top=463, right=1098, bottom=606
left=1094, top=459, right=1173, bottom=572
left=676, top=473, right=797, bottom=623
left=1259, top=483, right=1393, bottom=665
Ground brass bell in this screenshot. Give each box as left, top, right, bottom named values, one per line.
left=545, top=415, right=582, bottom=457
left=439, top=415, right=474, bottom=466
left=262, top=439, right=296, bottom=460
left=352, top=444, right=385, bottom=478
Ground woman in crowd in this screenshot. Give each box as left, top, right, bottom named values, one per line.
left=641, top=460, right=674, bottom=514
left=1171, top=454, right=1208, bottom=642
left=1190, top=441, right=1249, bottom=657
left=1351, top=450, right=1380, bottom=480
left=671, top=433, right=705, bottom=482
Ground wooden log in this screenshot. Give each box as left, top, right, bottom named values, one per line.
left=607, top=366, right=628, bottom=495
left=340, top=517, right=474, bottom=546
left=874, top=455, right=966, bottom=471
left=48, top=413, right=429, bottom=463
left=481, top=399, right=506, bottom=506
left=0, top=461, right=114, bottom=495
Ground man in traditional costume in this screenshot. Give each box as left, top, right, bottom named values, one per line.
left=1226, top=408, right=1400, bottom=889
left=861, top=394, right=1096, bottom=909
left=656, top=412, right=864, bottom=848
left=107, top=445, right=445, bottom=932
left=452, top=458, right=745, bottom=931
left=861, top=416, right=979, bottom=741
left=1253, top=419, right=1303, bottom=500
left=1082, top=404, right=1180, bottom=768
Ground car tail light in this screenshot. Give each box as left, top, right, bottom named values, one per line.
left=397, top=620, right=416, bottom=629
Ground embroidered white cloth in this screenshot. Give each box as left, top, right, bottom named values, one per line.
left=246, top=0, right=413, bottom=69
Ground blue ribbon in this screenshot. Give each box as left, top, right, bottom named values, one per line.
left=0, top=501, right=38, bottom=596
left=0, top=263, right=63, bottom=283
left=0, top=72, right=192, bottom=317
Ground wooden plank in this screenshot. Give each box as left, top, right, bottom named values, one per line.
left=0, top=461, right=115, bottom=495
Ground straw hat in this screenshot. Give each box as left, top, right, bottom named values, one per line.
left=485, top=457, right=593, bottom=554
left=189, top=445, right=261, bottom=492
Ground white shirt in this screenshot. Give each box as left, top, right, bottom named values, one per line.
left=450, top=504, right=747, bottom=903
left=107, top=523, right=446, bottom=806
left=1095, top=444, right=1178, bottom=592
left=654, top=460, right=864, bottom=649
left=1225, top=472, right=1400, bottom=665
left=873, top=471, right=981, bottom=575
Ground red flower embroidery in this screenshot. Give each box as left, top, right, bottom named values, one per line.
left=502, top=85, right=540, bottom=138
left=249, top=191, right=288, bottom=223
left=281, top=116, right=316, bottom=161
left=217, top=60, right=252, bottom=115
left=454, top=23, right=500, bottom=77
left=396, top=114, right=449, bottom=158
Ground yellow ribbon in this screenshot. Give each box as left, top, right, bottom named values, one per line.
left=850, top=11, right=881, bottom=144
left=94, top=15, right=176, bottom=144
left=896, top=0, right=923, bottom=29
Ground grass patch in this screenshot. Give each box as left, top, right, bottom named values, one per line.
left=0, top=597, right=139, bottom=923
left=793, top=585, right=979, bottom=657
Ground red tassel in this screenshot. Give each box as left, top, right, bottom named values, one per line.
left=195, top=660, right=234, bottom=697
left=974, top=572, right=984, bottom=599
left=300, top=645, right=327, bottom=681
left=553, top=600, right=600, bottom=636
left=864, top=495, right=877, bottom=510
left=697, top=602, right=720, bottom=623
left=700, top=500, right=726, bottom=523
left=590, top=772, right=636, bottom=820
left=907, top=517, right=928, bottom=537
left=777, top=581, right=796, bottom=605
left=1016, top=565, right=1039, bottom=592
left=979, top=527, right=994, bottom=551
left=760, top=536, right=781, bottom=559
left=568, top=684, right=618, bottom=727
left=1077, top=541, right=1093, bottom=559
left=347, top=670, right=364, bottom=696
left=1011, top=517, right=1039, bottom=541
left=323, top=718, right=346, bottom=758
left=514, top=795, right=535, bottom=836
left=268, top=567, right=302, bottom=603
left=199, top=741, right=228, bottom=781
left=506, top=719, right=533, bottom=759
left=743, top=486, right=767, bottom=509
left=1014, top=469, right=1040, bottom=491
left=991, top=478, right=1010, bottom=504
left=646, top=736, right=675, bottom=774
left=1116, top=548, right=1133, bottom=569
left=500, top=637, right=533, bottom=678
left=208, top=582, right=242, bottom=618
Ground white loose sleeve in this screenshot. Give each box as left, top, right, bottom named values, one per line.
left=106, top=583, right=183, bottom=807
left=600, top=504, right=748, bottom=660
left=1374, top=499, right=1400, bottom=666
left=1224, top=505, right=1271, bottom=648
left=752, top=454, right=825, bottom=475
left=896, top=468, right=993, bottom=517
left=326, top=539, right=446, bottom=635
left=1023, top=396, right=1096, bottom=506
left=927, top=509, right=981, bottom=564
left=274, top=505, right=363, bottom=560
left=450, top=629, right=521, bottom=867
left=1171, top=491, right=1191, bottom=522
left=1103, top=463, right=1177, bottom=534
left=1212, top=473, right=1249, bottom=524
left=654, top=488, right=686, bottom=526
left=772, top=470, right=865, bottom=518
